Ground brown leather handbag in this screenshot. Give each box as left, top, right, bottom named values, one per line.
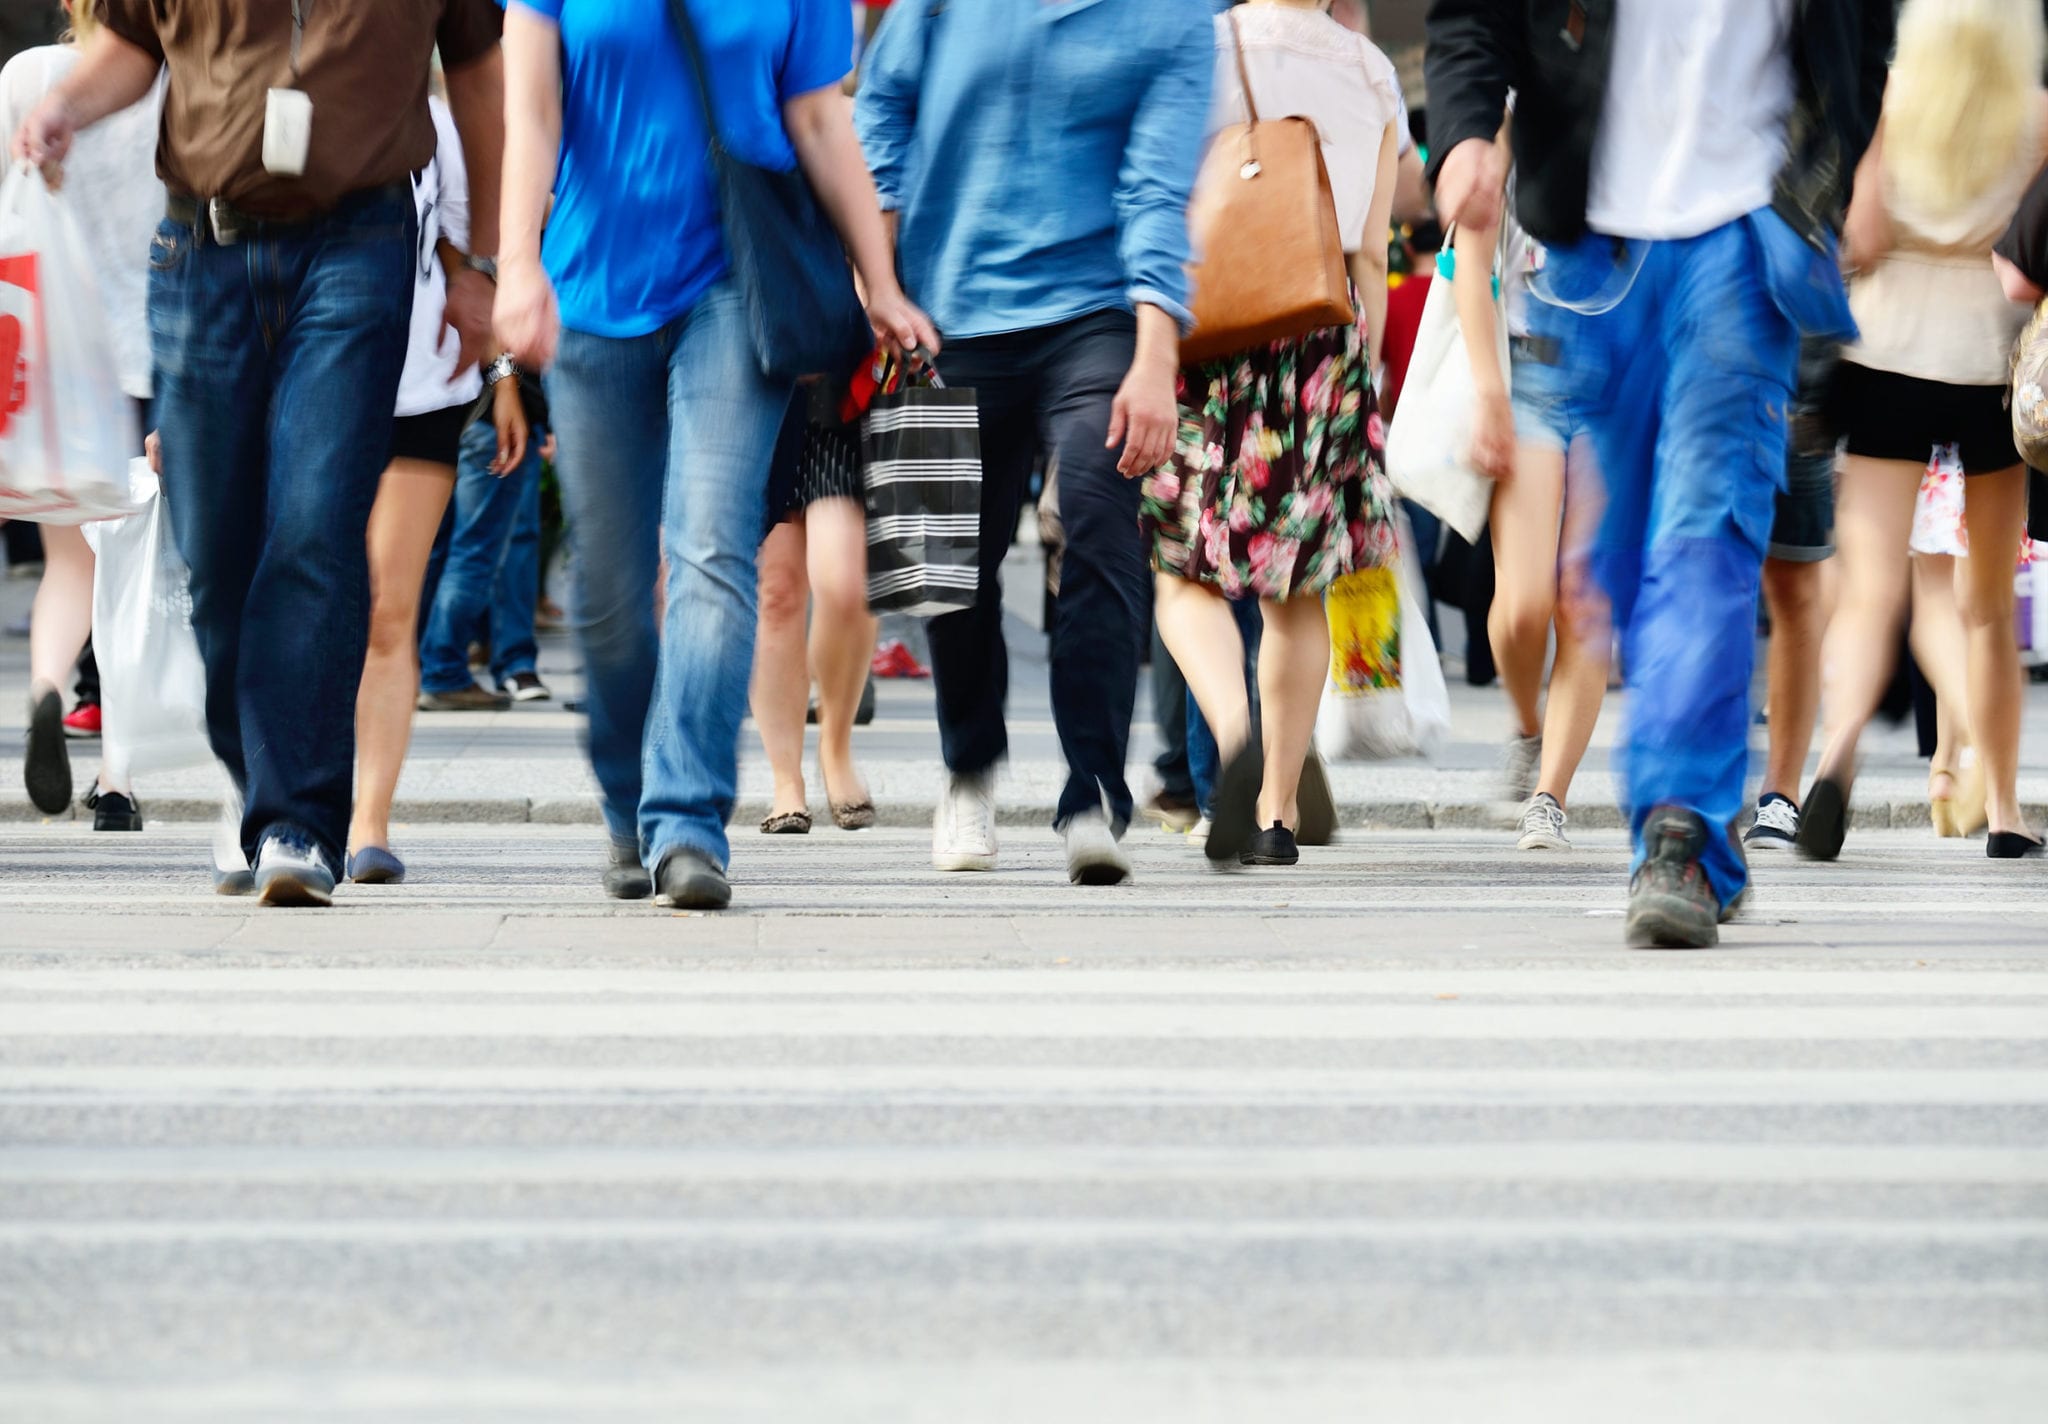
left=1181, top=9, right=1355, bottom=366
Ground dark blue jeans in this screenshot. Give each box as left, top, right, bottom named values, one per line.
left=148, top=187, right=416, bottom=864
left=931, top=310, right=1148, bottom=831
left=420, top=417, right=544, bottom=694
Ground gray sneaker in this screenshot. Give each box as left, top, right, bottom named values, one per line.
left=1062, top=809, right=1132, bottom=886
left=254, top=828, right=337, bottom=908
left=1515, top=792, right=1571, bottom=851
left=1500, top=733, right=1543, bottom=808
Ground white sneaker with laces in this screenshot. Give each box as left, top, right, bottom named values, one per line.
left=1515, top=792, right=1571, bottom=851
left=1062, top=809, right=1132, bottom=886
left=932, top=770, right=998, bottom=871
left=1743, top=793, right=1800, bottom=849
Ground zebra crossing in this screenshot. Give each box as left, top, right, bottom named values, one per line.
left=0, top=825, right=2044, bottom=1420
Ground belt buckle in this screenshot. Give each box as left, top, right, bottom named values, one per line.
left=207, top=197, right=241, bottom=246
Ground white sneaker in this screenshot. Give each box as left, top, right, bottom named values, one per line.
left=1062, top=809, right=1132, bottom=886
left=932, top=770, right=998, bottom=871
left=211, top=787, right=253, bottom=896
left=1515, top=792, right=1572, bottom=851
left=1188, top=815, right=1212, bottom=842
left=1500, top=734, right=1543, bottom=808
left=1743, top=793, right=1800, bottom=850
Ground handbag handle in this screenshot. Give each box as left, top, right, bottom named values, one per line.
left=663, top=0, right=727, bottom=156
left=1224, top=9, right=1264, bottom=177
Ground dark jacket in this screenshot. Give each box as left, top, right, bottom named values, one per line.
left=1423, top=0, right=1893, bottom=248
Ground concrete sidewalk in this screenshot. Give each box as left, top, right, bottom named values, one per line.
left=6, top=542, right=2048, bottom=832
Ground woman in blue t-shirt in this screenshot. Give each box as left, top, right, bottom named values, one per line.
left=496, top=0, right=934, bottom=911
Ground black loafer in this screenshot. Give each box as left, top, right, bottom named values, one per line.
left=655, top=849, right=731, bottom=910
left=1795, top=775, right=1848, bottom=861
left=1204, top=741, right=1265, bottom=868
left=87, top=788, right=143, bottom=832
left=1241, top=822, right=1300, bottom=866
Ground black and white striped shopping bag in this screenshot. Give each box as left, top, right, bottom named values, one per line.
left=861, top=363, right=982, bottom=617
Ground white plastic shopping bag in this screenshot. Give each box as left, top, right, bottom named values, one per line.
left=1315, top=510, right=1451, bottom=761
left=82, top=460, right=212, bottom=784
left=1384, top=235, right=1507, bottom=544
left=0, top=163, right=138, bottom=522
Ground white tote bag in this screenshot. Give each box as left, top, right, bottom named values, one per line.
left=0, top=164, right=139, bottom=522
left=1315, top=510, right=1452, bottom=762
left=1384, top=228, right=1508, bottom=545
left=82, top=461, right=213, bottom=784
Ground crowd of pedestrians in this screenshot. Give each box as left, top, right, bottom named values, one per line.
left=6, top=0, right=2048, bottom=948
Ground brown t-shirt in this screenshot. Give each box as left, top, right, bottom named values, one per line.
left=104, top=0, right=501, bottom=220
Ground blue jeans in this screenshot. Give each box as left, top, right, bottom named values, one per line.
left=542, top=278, right=794, bottom=873
left=492, top=466, right=543, bottom=682
left=1530, top=215, right=1805, bottom=905
left=420, top=417, right=543, bottom=694
left=148, top=186, right=416, bottom=864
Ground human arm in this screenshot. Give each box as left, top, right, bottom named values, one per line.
left=487, top=367, right=530, bottom=476
left=11, top=25, right=158, bottom=171
left=1992, top=114, right=2048, bottom=303
left=1995, top=253, right=2044, bottom=305
left=852, top=0, right=929, bottom=221
left=493, top=4, right=562, bottom=371
left=1108, top=304, right=1182, bottom=479
left=785, top=84, right=938, bottom=353
left=1347, top=120, right=1399, bottom=377
left=1839, top=116, right=1890, bottom=275
left=1448, top=133, right=1513, bottom=481
left=1390, top=147, right=1430, bottom=228
left=1422, top=0, right=1519, bottom=230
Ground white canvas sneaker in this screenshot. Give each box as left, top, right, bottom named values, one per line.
left=1062, top=809, right=1132, bottom=886
left=1515, top=792, right=1572, bottom=851
left=932, top=771, right=998, bottom=872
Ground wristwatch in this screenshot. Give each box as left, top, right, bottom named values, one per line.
left=484, top=353, right=518, bottom=388
left=461, top=254, right=498, bottom=283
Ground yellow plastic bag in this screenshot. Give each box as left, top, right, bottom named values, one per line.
left=1325, top=566, right=1400, bottom=694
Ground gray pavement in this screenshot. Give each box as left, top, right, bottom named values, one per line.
left=2, top=824, right=2046, bottom=1419
left=5, top=549, right=2048, bottom=1418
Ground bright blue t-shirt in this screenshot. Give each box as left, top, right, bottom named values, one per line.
left=512, top=0, right=853, bottom=338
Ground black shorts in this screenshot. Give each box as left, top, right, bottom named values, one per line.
left=1830, top=362, right=2019, bottom=475
left=389, top=403, right=471, bottom=467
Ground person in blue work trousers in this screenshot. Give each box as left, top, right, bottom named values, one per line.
left=856, top=0, right=1212, bottom=888
left=1424, top=0, right=1893, bottom=947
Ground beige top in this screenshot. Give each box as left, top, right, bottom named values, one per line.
left=1209, top=5, right=1401, bottom=255
left=1848, top=98, right=2048, bottom=386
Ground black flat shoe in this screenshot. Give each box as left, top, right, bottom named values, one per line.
left=1795, top=774, right=1848, bottom=861
left=23, top=686, right=71, bottom=815
left=1204, top=741, right=1265, bottom=868
left=1987, top=830, right=2045, bottom=859
left=1241, top=822, right=1299, bottom=866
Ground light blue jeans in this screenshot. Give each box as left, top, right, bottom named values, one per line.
left=542, top=278, right=795, bottom=874
left=420, top=417, right=542, bottom=696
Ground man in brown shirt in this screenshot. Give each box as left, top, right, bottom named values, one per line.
left=14, top=0, right=504, bottom=907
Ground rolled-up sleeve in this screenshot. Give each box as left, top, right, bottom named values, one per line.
left=854, top=1, right=928, bottom=213
left=1114, top=11, right=1212, bottom=331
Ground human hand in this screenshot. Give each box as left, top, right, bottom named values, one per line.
left=442, top=267, right=495, bottom=374
left=493, top=256, right=559, bottom=372
left=1434, top=136, right=1507, bottom=233
left=145, top=429, right=162, bottom=476
left=539, top=431, right=556, bottom=462
left=1107, top=355, right=1178, bottom=478
left=1471, top=387, right=1515, bottom=482
left=865, top=283, right=940, bottom=358
left=490, top=374, right=529, bottom=475
left=13, top=93, right=75, bottom=179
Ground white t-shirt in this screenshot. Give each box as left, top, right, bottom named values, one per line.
left=1208, top=6, right=1403, bottom=254
left=0, top=46, right=163, bottom=401
left=394, top=97, right=484, bottom=419
left=1585, top=0, right=1795, bottom=241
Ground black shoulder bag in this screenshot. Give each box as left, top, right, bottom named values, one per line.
left=664, top=0, right=876, bottom=382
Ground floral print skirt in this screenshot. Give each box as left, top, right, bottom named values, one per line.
left=1140, top=312, right=1397, bottom=601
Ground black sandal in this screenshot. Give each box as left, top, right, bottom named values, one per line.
left=759, top=810, right=812, bottom=835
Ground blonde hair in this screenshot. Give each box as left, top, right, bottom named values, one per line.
left=1884, top=0, right=2046, bottom=217
left=63, top=1, right=101, bottom=46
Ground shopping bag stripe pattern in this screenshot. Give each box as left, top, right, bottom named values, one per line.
left=862, top=382, right=983, bottom=618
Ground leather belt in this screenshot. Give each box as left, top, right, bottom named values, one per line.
left=166, top=180, right=410, bottom=247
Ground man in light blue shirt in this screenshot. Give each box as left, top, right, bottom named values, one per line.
left=856, top=0, right=1211, bottom=888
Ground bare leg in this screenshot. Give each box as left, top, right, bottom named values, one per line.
left=1154, top=573, right=1251, bottom=759
left=803, top=497, right=877, bottom=809
left=1486, top=443, right=1566, bottom=739
left=1254, top=594, right=1330, bottom=829
left=1759, top=557, right=1825, bottom=803
left=1535, top=455, right=1611, bottom=808
left=750, top=520, right=811, bottom=820
left=1955, top=466, right=2032, bottom=838
left=1815, top=456, right=1924, bottom=788
left=350, top=458, right=457, bottom=854
left=28, top=522, right=93, bottom=693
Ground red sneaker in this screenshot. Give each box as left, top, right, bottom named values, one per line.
left=870, top=640, right=930, bottom=679
left=62, top=702, right=102, bottom=738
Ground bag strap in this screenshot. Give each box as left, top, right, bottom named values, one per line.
left=663, top=0, right=726, bottom=155
left=1225, top=8, right=1260, bottom=125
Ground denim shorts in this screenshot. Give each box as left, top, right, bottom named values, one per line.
left=1771, top=338, right=1840, bottom=562
left=1509, top=338, right=1579, bottom=451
